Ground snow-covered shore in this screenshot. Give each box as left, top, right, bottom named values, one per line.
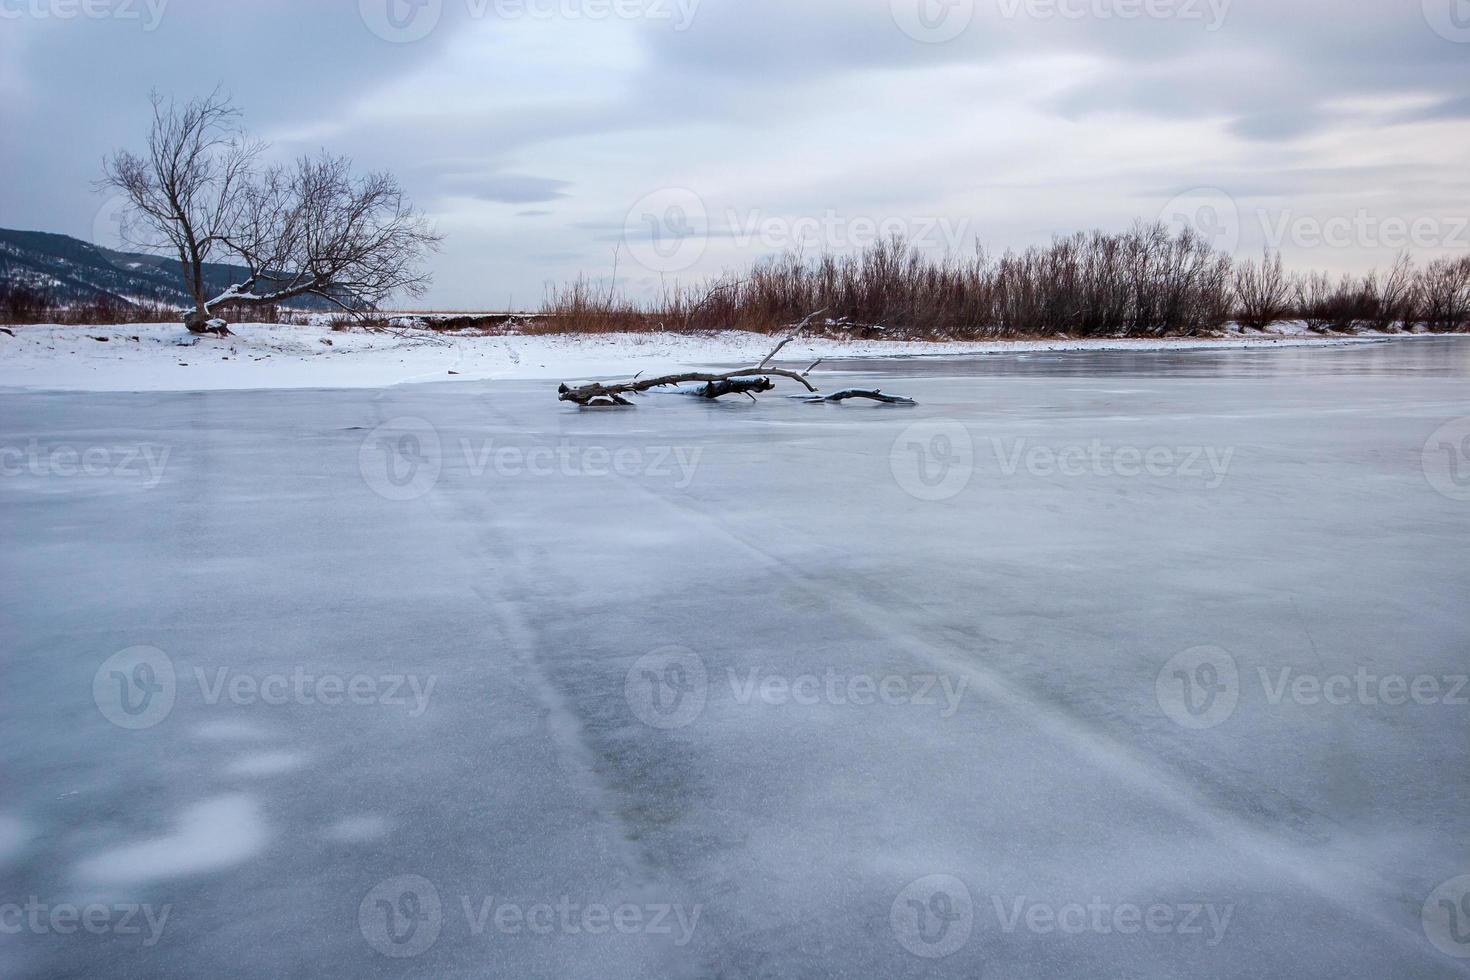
left=0, top=320, right=1434, bottom=393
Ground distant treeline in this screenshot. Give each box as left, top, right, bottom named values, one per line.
left=6, top=222, right=1469, bottom=336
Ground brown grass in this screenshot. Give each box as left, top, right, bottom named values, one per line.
left=537, top=224, right=1238, bottom=339
left=535, top=227, right=1470, bottom=337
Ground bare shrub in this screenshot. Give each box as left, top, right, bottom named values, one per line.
left=0, top=282, right=56, bottom=323
left=1363, top=254, right=1419, bottom=331
left=1292, top=254, right=1424, bottom=333
left=1295, top=272, right=1363, bottom=333
left=537, top=275, right=659, bottom=334
left=0, top=282, right=180, bottom=326
left=537, top=224, right=1233, bottom=339
left=1416, top=255, right=1470, bottom=332
left=1234, top=251, right=1292, bottom=331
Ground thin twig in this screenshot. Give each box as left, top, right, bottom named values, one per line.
left=757, top=308, right=826, bottom=370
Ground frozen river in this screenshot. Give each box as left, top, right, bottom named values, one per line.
left=2, top=337, right=1469, bottom=978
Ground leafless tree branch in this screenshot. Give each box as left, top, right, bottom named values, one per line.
left=554, top=309, right=916, bottom=407
left=100, top=91, right=441, bottom=335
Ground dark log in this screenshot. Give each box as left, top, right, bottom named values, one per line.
left=793, top=388, right=916, bottom=405
left=558, top=369, right=805, bottom=405
left=688, top=377, right=775, bottom=400
left=557, top=383, right=634, bottom=407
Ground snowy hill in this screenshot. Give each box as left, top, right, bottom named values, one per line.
left=0, top=228, right=342, bottom=312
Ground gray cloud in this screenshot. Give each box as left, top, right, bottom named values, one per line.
left=1, top=0, right=1466, bottom=307
left=442, top=174, right=573, bottom=203
left=1398, top=95, right=1470, bottom=123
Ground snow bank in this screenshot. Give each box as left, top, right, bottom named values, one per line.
left=0, top=320, right=1413, bottom=393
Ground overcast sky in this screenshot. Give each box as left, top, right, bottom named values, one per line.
left=2, top=0, right=1468, bottom=309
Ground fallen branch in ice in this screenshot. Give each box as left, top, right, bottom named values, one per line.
left=556, top=311, right=825, bottom=407
left=554, top=309, right=915, bottom=407
left=558, top=367, right=810, bottom=406
left=791, top=389, right=917, bottom=405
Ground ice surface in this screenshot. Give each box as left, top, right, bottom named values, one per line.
left=324, top=815, right=394, bottom=843
left=225, top=752, right=311, bottom=777
left=0, top=814, right=29, bottom=865
left=1, top=338, right=1468, bottom=978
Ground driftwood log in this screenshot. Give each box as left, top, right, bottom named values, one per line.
left=557, top=312, right=825, bottom=407
left=685, top=377, right=776, bottom=400
left=555, top=311, right=915, bottom=407
left=793, top=389, right=916, bottom=405
left=558, top=368, right=810, bottom=406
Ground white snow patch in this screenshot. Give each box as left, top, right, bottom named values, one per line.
left=73, top=794, right=267, bottom=885
left=0, top=321, right=1429, bottom=393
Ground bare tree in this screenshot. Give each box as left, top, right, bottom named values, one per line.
left=1365, top=253, right=1419, bottom=331
left=102, top=90, right=260, bottom=333
left=102, top=91, right=440, bottom=335
left=213, top=153, right=440, bottom=320
left=1234, top=250, right=1291, bottom=331
left=1418, top=255, right=1470, bottom=333
left=1295, top=271, right=1359, bottom=333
